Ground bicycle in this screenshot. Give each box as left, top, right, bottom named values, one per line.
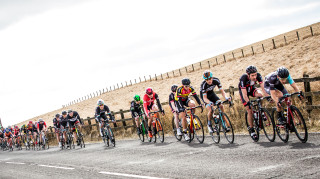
left=184, top=105, right=204, bottom=143
left=148, top=111, right=164, bottom=143
left=272, top=92, right=308, bottom=143
left=25, top=133, right=32, bottom=150
left=172, top=114, right=182, bottom=141
left=245, top=96, right=275, bottom=142
left=209, top=100, right=235, bottom=144
left=136, top=113, right=148, bottom=142
left=74, top=125, right=85, bottom=148
left=39, top=131, right=49, bottom=150
left=59, top=128, right=68, bottom=150
left=66, top=127, right=75, bottom=149
left=14, top=134, right=23, bottom=150
left=101, top=119, right=115, bottom=147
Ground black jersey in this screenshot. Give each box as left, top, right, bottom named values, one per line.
left=168, top=93, right=175, bottom=111
left=200, top=78, right=222, bottom=99
left=239, top=73, right=263, bottom=90
left=95, top=105, right=112, bottom=119
left=53, top=118, right=61, bottom=129
left=60, top=116, right=69, bottom=127
left=67, top=111, right=81, bottom=123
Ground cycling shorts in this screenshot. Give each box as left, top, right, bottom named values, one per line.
left=175, top=98, right=191, bottom=113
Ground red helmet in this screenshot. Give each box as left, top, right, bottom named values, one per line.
left=29, top=121, right=33, bottom=124
left=146, top=87, right=153, bottom=95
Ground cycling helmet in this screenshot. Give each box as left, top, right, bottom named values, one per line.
left=68, top=109, right=73, bottom=113
left=97, top=99, right=104, bottom=106
left=246, top=65, right=257, bottom=74
left=134, top=95, right=140, bottom=101
left=5, top=128, right=9, bottom=133
left=29, top=121, right=33, bottom=124
left=171, top=84, right=178, bottom=92
left=277, top=67, right=289, bottom=78
left=39, top=118, right=44, bottom=122
left=8, top=125, right=11, bottom=129
left=146, top=87, right=153, bottom=95
left=55, top=113, right=60, bottom=118
left=182, top=78, right=191, bottom=86
left=203, top=70, right=213, bottom=80
left=14, top=125, right=18, bottom=128
left=62, top=110, right=67, bottom=115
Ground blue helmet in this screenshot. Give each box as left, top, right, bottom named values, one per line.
left=203, top=70, right=213, bottom=80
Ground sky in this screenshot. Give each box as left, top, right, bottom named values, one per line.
left=0, top=0, right=319, bottom=127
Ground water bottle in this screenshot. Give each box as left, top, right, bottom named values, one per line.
left=213, top=115, right=219, bottom=124
left=186, top=116, right=191, bottom=124
left=253, top=112, right=258, bottom=120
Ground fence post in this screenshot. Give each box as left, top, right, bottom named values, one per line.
left=94, top=118, right=100, bottom=137
left=149, top=75, right=151, bottom=81
left=161, top=74, right=163, bottom=80
left=114, top=85, right=115, bottom=90
left=251, top=46, right=254, bottom=55
left=111, top=111, right=117, bottom=127
left=119, top=109, right=127, bottom=128
left=144, top=76, right=146, bottom=82
left=223, top=55, right=226, bottom=62
left=192, top=64, right=194, bottom=71
left=130, top=80, right=132, bottom=85
left=208, top=61, right=210, bottom=68
left=296, top=31, right=300, bottom=40
left=303, top=74, right=312, bottom=117
left=167, top=72, right=169, bottom=78
left=155, top=74, right=157, bottom=81
left=216, top=58, right=218, bottom=65
left=272, top=39, right=276, bottom=49
left=185, top=67, right=188, bottom=73
left=117, top=83, right=119, bottom=89
left=284, top=36, right=287, bottom=45
left=135, top=79, right=137, bottom=83
left=310, top=26, right=314, bottom=36
left=232, top=52, right=235, bottom=59
left=179, top=69, right=181, bottom=76
left=241, top=49, right=244, bottom=57
left=262, top=44, right=265, bottom=52
left=87, top=117, right=92, bottom=131
left=229, top=86, right=235, bottom=100
left=139, top=77, right=141, bottom=82
left=172, top=71, right=175, bottom=77
left=200, top=62, right=202, bottom=69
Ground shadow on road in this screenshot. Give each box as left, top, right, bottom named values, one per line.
left=289, top=142, right=319, bottom=149
left=155, top=142, right=173, bottom=146
left=257, top=141, right=288, bottom=148
left=216, top=143, right=243, bottom=149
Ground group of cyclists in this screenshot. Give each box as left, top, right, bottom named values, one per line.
left=1, top=65, right=304, bottom=150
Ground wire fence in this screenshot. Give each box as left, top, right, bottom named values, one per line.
left=62, top=22, right=320, bottom=108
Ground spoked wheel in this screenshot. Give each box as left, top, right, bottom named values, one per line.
left=79, top=135, right=85, bottom=148
left=156, top=119, right=164, bottom=143
left=138, top=123, right=144, bottom=142
left=261, top=109, right=276, bottom=142
left=142, top=120, right=149, bottom=142
left=290, top=106, right=308, bottom=143
left=273, top=109, right=289, bottom=143
left=210, top=117, right=220, bottom=144
left=245, top=111, right=259, bottom=142
left=193, top=115, right=204, bottom=143
left=221, top=113, right=234, bottom=144
left=172, top=117, right=182, bottom=141
left=108, top=128, right=115, bottom=147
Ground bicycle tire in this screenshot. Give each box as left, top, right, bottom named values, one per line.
left=245, top=111, right=259, bottom=142
left=156, top=118, right=164, bottom=143
left=109, top=127, right=115, bottom=147
left=221, top=113, right=234, bottom=144
left=172, top=116, right=182, bottom=141
left=261, top=108, right=276, bottom=142
left=138, top=122, right=144, bottom=142
left=193, top=115, right=204, bottom=143
left=210, top=116, right=220, bottom=144
left=273, top=109, right=289, bottom=143
left=290, top=106, right=308, bottom=143
left=142, top=119, right=149, bottom=142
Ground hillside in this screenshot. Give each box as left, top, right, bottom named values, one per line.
left=16, top=33, right=320, bottom=128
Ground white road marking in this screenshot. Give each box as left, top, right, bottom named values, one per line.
left=99, top=171, right=169, bottom=179
left=251, top=164, right=283, bottom=173
left=38, top=164, right=75, bottom=170
left=5, top=162, right=26, bottom=165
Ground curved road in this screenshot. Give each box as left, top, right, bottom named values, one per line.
left=1, top=134, right=320, bottom=179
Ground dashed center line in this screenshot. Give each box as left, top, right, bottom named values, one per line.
left=38, top=164, right=75, bottom=170
left=5, top=162, right=26, bottom=165
left=99, top=171, right=169, bottom=179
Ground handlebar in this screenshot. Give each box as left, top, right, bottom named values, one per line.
left=185, top=105, right=203, bottom=113
left=215, top=99, right=233, bottom=107
left=250, top=96, right=272, bottom=104
left=278, top=91, right=303, bottom=102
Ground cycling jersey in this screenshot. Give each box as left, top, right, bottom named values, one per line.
left=168, top=93, right=176, bottom=112
left=143, top=92, right=163, bottom=116
left=175, top=86, right=201, bottom=104
left=130, top=100, right=143, bottom=118
left=60, top=116, right=69, bottom=128
left=20, top=125, right=27, bottom=134
left=5, top=132, right=13, bottom=138
left=37, top=122, right=47, bottom=131
left=239, top=73, right=263, bottom=105
left=53, top=118, right=61, bottom=129
left=200, top=78, right=222, bottom=104
left=264, top=71, right=290, bottom=95
left=26, top=124, right=35, bottom=132
left=13, top=128, right=20, bottom=136
left=95, top=105, right=112, bottom=118
left=67, top=111, right=82, bottom=126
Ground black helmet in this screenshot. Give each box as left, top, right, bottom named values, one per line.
left=171, top=84, right=178, bottom=92
left=68, top=109, right=73, bottom=114
left=55, top=114, right=60, bottom=118
left=277, top=67, right=289, bottom=78
left=62, top=111, right=67, bottom=115
left=182, top=78, right=191, bottom=86
left=246, top=65, right=257, bottom=74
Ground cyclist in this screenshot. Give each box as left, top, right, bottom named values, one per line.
left=53, top=114, right=62, bottom=147
left=20, top=124, right=28, bottom=146
left=95, top=99, right=114, bottom=138
left=175, top=78, right=202, bottom=141
left=37, top=118, right=47, bottom=147
left=4, top=128, right=13, bottom=148
left=264, top=67, right=303, bottom=125
left=60, top=111, right=69, bottom=145
left=67, top=110, right=83, bottom=146
left=143, top=87, right=165, bottom=138
left=13, top=125, right=21, bottom=147
left=7, top=125, right=13, bottom=133
left=26, top=121, right=37, bottom=143
left=130, top=95, right=145, bottom=135
left=0, top=130, right=5, bottom=146
left=200, top=70, right=231, bottom=133
left=169, top=84, right=181, bottom=136
left=239, top=65, right=268, bottom=140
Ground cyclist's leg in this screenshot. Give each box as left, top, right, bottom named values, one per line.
left=176, top=101, right=187, bottom=131
left=55, top=128, right=60, bottom=144
left=240, top=87, right=254, bottom=128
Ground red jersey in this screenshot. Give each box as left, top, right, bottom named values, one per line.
left=14, top=128, right=20, bottom=135
left=37, top=122, right=47, bottom=130
left=5, top=132, right=13, bottom=138
left=143, top=92, right=161, bottom=116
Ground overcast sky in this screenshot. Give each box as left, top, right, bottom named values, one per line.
left=0, top=0, right=319, bottom=127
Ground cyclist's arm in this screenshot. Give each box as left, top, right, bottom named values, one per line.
left=270, top=90, right=279, bottom=105
left=260, top=80, right=269, bottom=96
left=290, top=82, right=300, bottom=93
left=219, top=88, right=229, bottom=100
left=202, top=93, right=212, bottom=104
left=241, top=88, right=250, bottom=104
left=190, top=87, right=201, bottom=105
left=154, top=93, right=163, bottom=112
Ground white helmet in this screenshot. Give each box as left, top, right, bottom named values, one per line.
left=97, top=99, right=104, bottom=106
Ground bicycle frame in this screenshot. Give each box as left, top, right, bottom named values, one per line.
left=278, top=92, right=302, bottom=128
left=211, top=100, right=231, bottom=129
left=185, top=106, right=202, bottom=133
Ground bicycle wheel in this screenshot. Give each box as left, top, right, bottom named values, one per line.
left=142, top=119, right=149, bottom=142
left=193, top=115, right=204, bottom=143
left=210, top=117, right=220, bottom=144
left=80, top=134, right=85, bottom=148
left=245, top=111, right=259, bottom=142
left=138, top=121, right=144, bottom=142
left=273, top=109, right=289, bottom=143
left=261, top=109, right=275, bottom=142
left=290, top=106, right=308, bottom=143
left=108, top=127, right=115, bottom=147
left=172, top=116, right=182, bottom=141
left=156, top=119, right=164, bottom=143
left=220, top=113, right=234, bottom=144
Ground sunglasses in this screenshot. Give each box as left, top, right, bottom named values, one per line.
left=205, top=77, right=213, bottom=81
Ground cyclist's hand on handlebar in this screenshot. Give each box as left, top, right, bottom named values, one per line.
left=298, top=91, right=304, bottom=100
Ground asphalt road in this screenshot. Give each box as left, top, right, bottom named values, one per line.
left=1, top=133, right=320, bottom=179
